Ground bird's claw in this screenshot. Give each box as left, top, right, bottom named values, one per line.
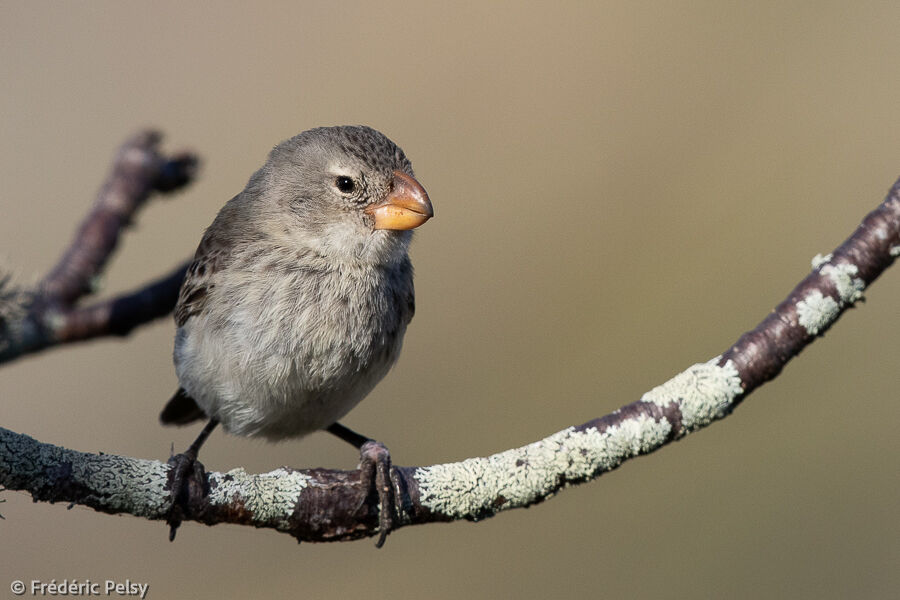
left=166, top=451, right=207, bottom=541
left=357, top=440, right=398, bottom=548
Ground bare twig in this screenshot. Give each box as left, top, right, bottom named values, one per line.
left=0, top=163, right=897, bottom=544
left=56, top=261, right=190, bottom=342
left=0, top=131, right=197, bottom=363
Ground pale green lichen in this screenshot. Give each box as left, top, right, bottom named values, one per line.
left=811, top=253, right=833, bottom=269
left=0, top=428, right=171, bottom=518
left=820, top=263, right=864, bottom=304
left=796, top=290, right=840, bottom=335
left=801, top=257, right=864, bottom=332
left=418, top=360, right=745, bottom=519
left=71, top=454, right=170, bottom=516
left=641, top=358, right=743, bottom=432
left=208, top=467, right=311, bottom=529
left=415, top=415, right=672, bottom=519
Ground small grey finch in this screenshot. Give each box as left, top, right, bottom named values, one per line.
left=160, top=126, right=433, bottom=546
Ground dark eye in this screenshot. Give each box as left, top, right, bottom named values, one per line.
left=335, top=176, right=356, bottom=194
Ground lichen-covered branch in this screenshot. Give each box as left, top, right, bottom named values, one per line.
left=0, top=131, right=197, bottom=364
left=1, top=132, right=897, bottom=544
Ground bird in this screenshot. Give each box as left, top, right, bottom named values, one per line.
left=159, top=125, right=433, bottom=546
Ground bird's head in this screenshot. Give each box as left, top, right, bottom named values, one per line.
left=254, top=125, right=432, bottom=266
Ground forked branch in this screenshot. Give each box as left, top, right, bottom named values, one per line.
left=0, top=130, right=197, bottom=363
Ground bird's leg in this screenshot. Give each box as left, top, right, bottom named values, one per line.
left=166, top=418, right=218, bottom=541
left=326, top=422, right=398, bottom=548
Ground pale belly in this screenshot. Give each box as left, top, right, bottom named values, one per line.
left=173, top=271, right=408, bottom=440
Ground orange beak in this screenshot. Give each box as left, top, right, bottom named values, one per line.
left=365, top=171, right=433, bottom=230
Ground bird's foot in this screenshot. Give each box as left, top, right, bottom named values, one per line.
left=166, top=450, right=207, bottom=541
left=357, top=440, right=398, bottom=548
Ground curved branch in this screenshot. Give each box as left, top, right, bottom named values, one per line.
left=1, top=177, right=897, bottom=543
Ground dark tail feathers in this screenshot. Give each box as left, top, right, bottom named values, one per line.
left=160, top=388, right=206, bottom=425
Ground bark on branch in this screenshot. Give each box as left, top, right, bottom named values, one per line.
left=1, top=132, right=898, bottom=544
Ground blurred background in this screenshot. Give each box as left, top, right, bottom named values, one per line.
left=1, top=2, right=899, bottom=598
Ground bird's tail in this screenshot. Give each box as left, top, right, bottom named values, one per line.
left=160, top=388, right=207, bottom=425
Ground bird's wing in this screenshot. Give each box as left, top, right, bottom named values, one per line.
left=405, top=283, right=416, bottom=324
left=175, top=223, right=235, bottom=328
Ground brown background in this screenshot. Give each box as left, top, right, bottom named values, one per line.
left=1, top=2, right=899, bottom=599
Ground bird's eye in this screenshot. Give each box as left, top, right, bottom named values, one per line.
left=335, top=176, right=356, bottom=194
